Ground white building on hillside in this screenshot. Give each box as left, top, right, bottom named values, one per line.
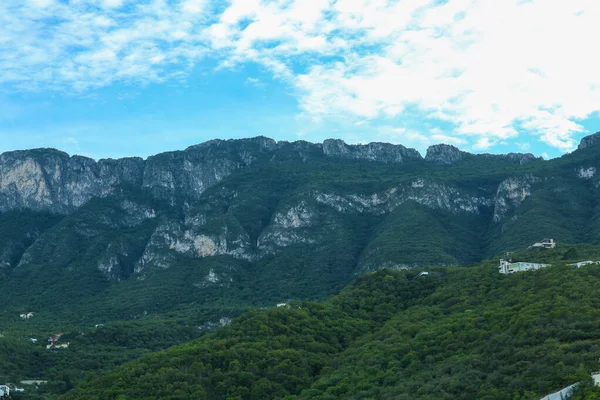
left=568, top=260, right=600, bottom=268
left=0, top=385, right=9, bottom=397
left=529, top=239, right=556, bottom=249
left=499, top=259, right=551, bottom=274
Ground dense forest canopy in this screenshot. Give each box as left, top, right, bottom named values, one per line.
left=45, top=244, right=600, bottom=400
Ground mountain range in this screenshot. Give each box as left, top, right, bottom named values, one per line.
left=2, top=131, right=600, bottom=399
left=1, top=132, right=600, bottom=318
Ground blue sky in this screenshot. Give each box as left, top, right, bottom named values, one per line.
left=0, top=0, right=599, bottom=160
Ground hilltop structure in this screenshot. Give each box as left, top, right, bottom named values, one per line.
left=529, top=239, right=556, bottom=249
left=568, top=260, right=600, bottom=268
left=499, top=259, right=551, bottom=274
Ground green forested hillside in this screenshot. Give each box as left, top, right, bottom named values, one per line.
left=2, top=137, right=600, bottom=398
left=2, top=141, right=600, bottom=320
left=58, top=245, right=600, bottom=400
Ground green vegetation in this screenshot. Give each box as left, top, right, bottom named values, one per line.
left=0, top=308, right=248, bottom=399
left=2, top=142, right=600, bottom=319
left=57, top=245, right=600, bottom=400
left=1, top=141, right=600, bottom=398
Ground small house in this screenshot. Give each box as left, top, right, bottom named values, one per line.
left=568, top=260, right=600, bottom=268
left=499, top=259, right=551, bottom=274
left=529, top=239, right=556, bottom=249
left=20, top=380, right=48, bottom=386
left=0, top=385, right=9, bottom=397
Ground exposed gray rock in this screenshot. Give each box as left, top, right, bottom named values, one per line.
left=425, top=144, right=538, bottom=165
left=0, top=134, right=562, bottom=232
left=578, top=131, right=600, bottom=150
left=425, top=144, right=466, bottom=164
left=0, top=149, right=144, bottom=214
left=313, top=181, right=491, bottom=215
left=577, top=166, right=596, bottom=179
left=257, top=201, right=320, bottom=253
left=0, top=137, right=425, bottom=215
left=497, top=153, right=539, bottom=165
left=322, top=139, right=422, bottom=163
left=492, top=175, right=540, bottom=222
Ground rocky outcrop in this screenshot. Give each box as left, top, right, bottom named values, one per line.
left=257, top=201, right=320, bottom=252
left=498, top=153, right=538, bottom=165
left=0, top=149, right=144, bottom=213
left=578, top=167, right=596, bottom=179
left=0, top=136, right=548, bottom=216
left=314, top=181, right=492, bottom=215
left=425, top=144, right=466, bottom=164
left=425, top=144, right=538, bottom=165
left=492, top=175, right=539, bottom=222
left=322, top=139, right=422, bottom=163
left=141, top=137, right=277, bottom=203
left=98, top=239, right=146, bottom=281
left=578, top=131, right=600, bottom=150
left=0, top=137, right=426, bottom=214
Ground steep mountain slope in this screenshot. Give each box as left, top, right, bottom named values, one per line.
left=2, top=133, right=600, bottom=398
left=59, top=244, right=600, bottom=400
left=1, top=133, right=600, bottom=319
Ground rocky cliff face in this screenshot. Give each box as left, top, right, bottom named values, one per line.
left=322, top=139, right=423, bottom=163
left=492, top=175, right=540, bottom=222
left=425, top=144, right=538, bottom=165
left=0, top=149, right=144, bottom=214
left=2, top=133, right=600, bottom=279
left=497, top=153, right=539, bottom=165
left=2, top=132, right=600, bottom=318
left=425, top=144, right=466, bottom=164
left=0, top=135, right=557, bottom=214
left=578, top=131, right=600, bottom=150
left=0, top=137, right=424, bottom=214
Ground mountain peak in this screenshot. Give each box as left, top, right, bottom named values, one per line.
left=425, top=143, right=539, bottom=165
left=425, top=144, right=466, bottom=164
left=322, top=139, right=422, bottom=163
left=578, top=131, right=600, bottom=150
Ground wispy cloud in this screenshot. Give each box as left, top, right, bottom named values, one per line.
left=1, top=0, right=599, bottom=151
left=0, top=0, right=211, bottom=91
left=244, top=77, right=264, bottom=87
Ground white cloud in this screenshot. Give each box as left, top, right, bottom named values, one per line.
left=431, top=134, right=466, bottom=146
left=181, top=0, right=205, bottom=14
left=516, top=142, right=531, bottom=152
left=1, top=0, right=599, bottom=151
left=207, top=0, right=600, bottom=151
left=244, top=77, right=264, bottom=87
left=0, top=0, right=209, bottom=91
left=374, top=126, right=467, bottom=153
left=28, top=0, right=54, bottom=8
left=100, top=0, right=124, bottom=8
left=473, top=137, right=497, bottom=151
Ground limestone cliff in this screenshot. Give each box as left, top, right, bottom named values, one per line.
left=578, top=131, right=600, bottom=150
